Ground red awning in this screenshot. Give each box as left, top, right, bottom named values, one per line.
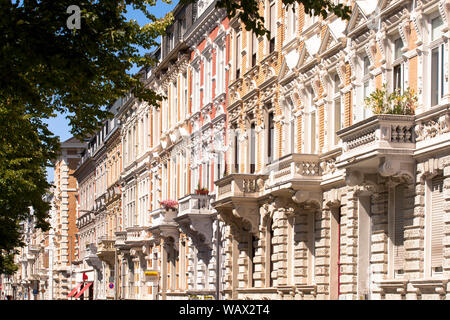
left=67, top=283, right=83, bottom=298
left=74, top=282, right=93, bottom=298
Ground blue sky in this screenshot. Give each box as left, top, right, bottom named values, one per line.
left=45, top=1, right=178, bottom=182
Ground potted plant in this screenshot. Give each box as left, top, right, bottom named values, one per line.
left=160, top=199, right=178, bottom=210
left=364, top=84, right=416, bottom=115
left=195, top=183, right=209, bottom=195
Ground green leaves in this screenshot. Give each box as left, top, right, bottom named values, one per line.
left=214, top=0, right=352, bottom=39
left=365, top=84, right=417, bottom=116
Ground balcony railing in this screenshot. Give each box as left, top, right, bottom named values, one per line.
left=215, top=173, right=268, bottom=203
left=265, top=153, right=321, bottom=190
left=337, top=114, right=416, bottom=169
left=175, top=194, right=214, bottom=247
left=98, top=237, right=115, bottom=252
left=29, top=245, right=41, bottom=254
left=125, top=226, right=148, bottom=245
left=178, top=194, right=212, bottom=216
left=97, top=236, right=116, bottom=264
left=115, top=231, right=127, bottom=247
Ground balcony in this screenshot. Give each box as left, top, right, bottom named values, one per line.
left=213, top=174, right=268, bottom=234
left=84, top=243, right=102, bottom=269
left=97, top=236, right=116, bottom=265
left=148, top=207, right=179, bottom=241
left=114, top=231, right=128, bottom=249
left=215, top=173, right=268, bottom=204
left=174, top=194, right=215, bottom=248
left=29, top=245, right=41, bottom=254
left=265, top=153, right=322, bottom=202
left=125, top=226, right=149, bottom=247
left=336, top=115, right=416, bottom=183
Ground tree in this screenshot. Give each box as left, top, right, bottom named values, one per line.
left=0, top=0, right=350, bottom=274
left=213, top=0, right=351, bottom=37
left=0, top=0, right=173, bottom=274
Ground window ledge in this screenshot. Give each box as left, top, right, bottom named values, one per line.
left=410, top=279, right=448, bottom=294
left=376, top=279, right=408, bottom=294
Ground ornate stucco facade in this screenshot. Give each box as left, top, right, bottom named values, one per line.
left=214, top=0, right=450, bottom=300
left=5, top=0, right=450, bottom=301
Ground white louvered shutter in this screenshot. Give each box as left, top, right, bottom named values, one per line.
left=431, top=176, right=445, bottom=269
left=394, top=185, right=405, bottom=271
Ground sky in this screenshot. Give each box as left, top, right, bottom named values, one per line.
left=45, top=1, right=178, bottom=183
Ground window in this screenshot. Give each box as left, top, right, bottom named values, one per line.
left=182, top=72, right=188, bottom=118
left=393, top=37, right=405, bottom=92
left=285, top=97, right=296, bottom=154
left=269, top=3, right=276, bottom=53
left=234, top=130, right=240, bottom=173
left=310, top=110, right=316, bottom=154
left=333, top=74, right=342, bottom=145
left=235, top=32, right=241, bottom=79
left=173, top=81, right=178, bottom=125
left=204, top=56, right=212, bottom=104
left=216, top=44, right=225, bottom=94
left=430, top=16, right=445, bottom=107
left=249, top=122, right=256, bottom=173
left=192, top=66, right=200, bottom=113
left=426, top=175, right=444, bottom=277
left=303, top=9, right=317, bottom=30
left=251, top=32, right=257, bottom=67
left=285, top=4, right=297, bottom=42
left=355, top=55, right=373, bottom=123
left=267, top=111, right=275, bottom=163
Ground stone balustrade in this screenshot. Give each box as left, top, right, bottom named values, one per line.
left=178, top=194, right=212, bottom=216
left=265, top=153, right=321, bottom=191
left=215, top=173, right=268, bottom=203
left=337, top=114, right=416, bottom=170
left=114, top=231, right=127, bottom=247
left=125, top=226, right=148, bottom=246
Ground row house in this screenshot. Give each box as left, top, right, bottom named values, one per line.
left=74, top=99, right=123, bottom=300
left=5, top=207, right=52, bottom=300
left=178, top=0, right=229, bottom=299
left=13, top=0, right=450, bottom=301
left=115, top=0, right=231, bottom=300
left=50, top=138, right=85, bottom=299
left=213, top=0, right=450, bottom=300
left=116, top=64, right=156, bottom=300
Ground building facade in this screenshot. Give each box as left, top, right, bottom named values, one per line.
left=5, top=0, right=450, bottom=301
left=49, top=138, right=85, bottom=299
left=214, top=0, right=450, bottom=300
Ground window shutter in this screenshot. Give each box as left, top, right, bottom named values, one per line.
left=431, top=176, right=444, bottom=268
left=394, top=185, right=405, bottom=271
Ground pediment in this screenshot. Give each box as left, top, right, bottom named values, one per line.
left=278, top=50, right=299, bottom=83
left=297, top=35, right=320, bottom=69
left=345, top=1, right=375, bottom=35
left=318, top=19, right=346, bottom=56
